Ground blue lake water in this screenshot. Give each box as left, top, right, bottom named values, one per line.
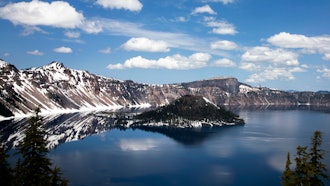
left=48, top=110, right=330, bottom=186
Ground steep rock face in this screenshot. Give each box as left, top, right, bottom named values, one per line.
left=1, top=60, right=330, bottom=117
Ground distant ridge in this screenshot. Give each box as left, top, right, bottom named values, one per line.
left=1, top=60, right=330, bottom=118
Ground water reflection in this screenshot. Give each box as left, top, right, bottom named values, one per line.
left=41, top=110, right=330, bottom=185
left=1, top=110, right=241, bottom=149
left=118, top=138, right=162, bottom=151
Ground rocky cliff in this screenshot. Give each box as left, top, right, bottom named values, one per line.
left=1, top=60, right=330, bottom=118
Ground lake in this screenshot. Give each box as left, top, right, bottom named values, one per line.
left=42, top=109, right=330, bottom=186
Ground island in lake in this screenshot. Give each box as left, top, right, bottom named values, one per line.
left=130, top=95, right=245, bottom=128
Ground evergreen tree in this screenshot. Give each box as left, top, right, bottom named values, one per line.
left=309, top=131, right=329, bottom=186
left=281, top=152, right=295, bottom=186
left=50, top=167, right=69, bottom=186
left=294, top=145, right=312, bottom=185
left=15, top=108, right=67, bottom=186
left=0, top=145, right=13, bottom=186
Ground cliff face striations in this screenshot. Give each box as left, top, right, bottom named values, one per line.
left=1, top=60, right=330, bottom=117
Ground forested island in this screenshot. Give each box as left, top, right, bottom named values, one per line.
left=131, top=95, right=245, bottom=128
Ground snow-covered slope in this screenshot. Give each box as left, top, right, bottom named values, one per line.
left=0, top=61, right=164, bottom=117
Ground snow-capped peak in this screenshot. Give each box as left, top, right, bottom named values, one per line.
left=0, top=59, right=8, bottom=68
left=42, top=61, right=66, bottom=71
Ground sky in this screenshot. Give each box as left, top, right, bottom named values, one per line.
left=0, top=0, right=330, bottom=91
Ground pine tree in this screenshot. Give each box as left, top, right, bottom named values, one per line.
left=15, top=108, right=68, bottom=186
left=50, top=167, right=69, bottom=186
left=282, top=131, right=329, bottom=186
left=309, top=131, right=329, bottom=186
left=281, top=152, right=295, bottom=186
left=294, top=145, right=313, bottom=185
left=0, top=145, right=13, bottom=186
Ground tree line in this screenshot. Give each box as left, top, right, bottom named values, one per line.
left=0, top=108, right=68, bottom=186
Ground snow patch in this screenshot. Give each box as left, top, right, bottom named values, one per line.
left=239, top=84, right=253, bottom=93
left=203, top=97, right=218, bottom=107
left=0, top=59, right=8, bottom=68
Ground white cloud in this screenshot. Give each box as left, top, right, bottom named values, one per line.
left=107, top=53, right=212, bottom=70
left=27, top=50, right=43, bottom=56
left=317, top=67, right=330, bottom=78
left=118, top=139, right=160, bottom=151
left=246, top=67, right=298, bottom=83
left=21, top=26, right=48, bottom=36
left=244, top=66, right=306, bottom=83
left=239, top=63, right=261, bottom=72
left=202, top=0, right=235, bottom=4
left=0, top=1, right=84, bottom=28
left=205, top=18, right=238, bottom=35
left=290, top=67, right=306, bottom=73
left=53, top=46, right=73, bottom=53
left=192, top=5, right=217, bottom=15
left=241, top=46, right=299, bottom=66
left=64, top=31, right=80, bottom=38
left=240, top=46, right=307, bottom=83
left=267, top=32, right=330, bottom=61
left=96, top=0, right=143, bottom=12
left=210, top=40, right=238, bottom=50
left=213, top=58, right=236, bottom=67
left=122, top=37, right=170, bottom=52
left=99, top=47, right=111, bottom=54
left=174, top=16, right=188, bottom=22
left=80, top=20, right=103, bottom=34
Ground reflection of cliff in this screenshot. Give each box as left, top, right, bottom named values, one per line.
left=0, top=112, right=120, bottom=149
left=1, top=60, right=330, bottom=118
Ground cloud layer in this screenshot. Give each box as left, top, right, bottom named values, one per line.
left=204, top=17, right=238, bottom=35
left=122, top=38, right=170, bottom=52
left=241, top=46, right=299, bottom=66
left=210, top=40, right=238, bottom=50
left=108, top=53, right=212, bottom=70
left=96, top=0, right=143, bottom=12
left=27, top=50, right=44, bottom=56
left=267, top=32, right=330, bottom=60
left=192, top=5, right=217, bottom=15
left=0, top=1, right=84, bottom=28
left=53, top=47, right=73, bottom=53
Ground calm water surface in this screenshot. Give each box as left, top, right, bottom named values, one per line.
left=49, top=110, right=330, bottom=186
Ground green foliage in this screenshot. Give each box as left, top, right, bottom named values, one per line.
left=309, top=131, right=329, bottom=186
left=1, top=108, right=68, bottom=186
left=281, top=152, right=295, bottom=186
left=16, top=108, right=53, bottom=185
left=282, top=131, right=329, bottom=186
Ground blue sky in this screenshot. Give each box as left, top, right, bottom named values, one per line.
left=1, top=0, right=330, bottom=91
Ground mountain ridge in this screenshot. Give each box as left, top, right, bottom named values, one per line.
left=1, top=60, right=330, bottom=118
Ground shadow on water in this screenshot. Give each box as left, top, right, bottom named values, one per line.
left=133, top=125, right=244, bottom=146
